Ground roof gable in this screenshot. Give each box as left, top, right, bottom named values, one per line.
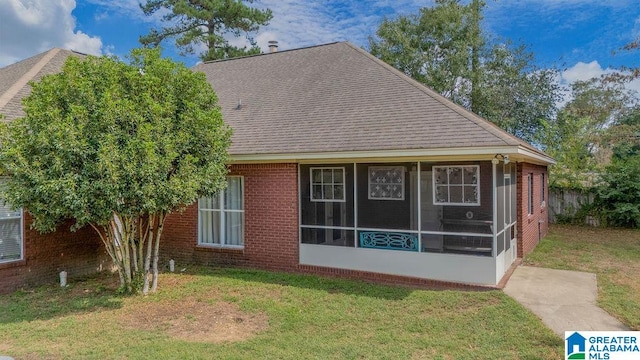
left=0, top=48, right=85, bottom=121
left=194, top=41, right=548, bottom=160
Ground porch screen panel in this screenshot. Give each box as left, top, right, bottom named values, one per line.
left=420, top=162, right=493, bottom=256
left=496, top=164, right=505, bottom=255
left=357, top=163, right=417, bottom=231
left=511, top=165, right=517, bottom=228
left=300, top=164, right=354, bottom=247
left=300, top=164, right=354, bottom=227
left=301, top=228, right=355, bottom=247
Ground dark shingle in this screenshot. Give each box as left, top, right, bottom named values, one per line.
left=194, top=42, right=546, bottom=157
left=0, top=48, right=85, bottom=121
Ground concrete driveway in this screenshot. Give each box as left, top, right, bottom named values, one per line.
left=503, top=266, right=628, bottom=336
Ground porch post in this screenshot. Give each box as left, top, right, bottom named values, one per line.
left=492, top=161, right=497, bottom=257
left=417, top=162, right=422, bottom=252
left=353, top=162, right=358, bottom=248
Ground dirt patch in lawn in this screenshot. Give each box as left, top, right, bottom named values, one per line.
left=0, top=339, right=13, bottom=354
left=120, top=299, right=268, bottom=343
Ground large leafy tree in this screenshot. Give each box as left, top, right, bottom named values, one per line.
left=368, top=0, right=560, bottom=144
left=140, top=0, right=273, bottom=61
left=0, top=48, right=232, bottom=294
left=543, top=77, right=636, bottom=188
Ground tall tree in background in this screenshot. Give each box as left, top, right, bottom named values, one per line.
left=140, top=0, right=273, bottom=61
left=592, top=38, right=640, bottom=227
left=368, top=0, right=560, bottom=144
left=543, top=38, right=639, bottom=189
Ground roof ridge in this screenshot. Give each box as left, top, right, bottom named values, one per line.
left=341, top=42, right=539, bottom=149
left=197, top=41, right=344, bottom=66
left=0, top=48, right=61, bottom=110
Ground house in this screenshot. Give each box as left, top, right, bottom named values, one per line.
left=161, top=42, right=552, bottom=287
left=0, top=42, right=551, bottom=292
left=0, top=48, right=107, bottom=293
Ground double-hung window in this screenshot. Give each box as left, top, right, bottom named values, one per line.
left=0, top=179, right=23, bottom=263
left=198, top=177, right=244, bottom=247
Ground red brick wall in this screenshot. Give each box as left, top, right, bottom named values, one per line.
left=160, top=161, right=550, bottom=287
left=516, top=162, right=549, bottom=258
left=0, top=213, right=108, bottom=294
left=161, top=163, right=299, bottom=271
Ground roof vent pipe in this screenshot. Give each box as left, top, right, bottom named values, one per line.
left=268, top=40, right=278, bottom=53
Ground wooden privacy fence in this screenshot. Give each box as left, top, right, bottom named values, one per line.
left=548, top=189, right=598, bottom=225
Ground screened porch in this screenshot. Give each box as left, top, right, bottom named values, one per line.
left=298, top=160, right=517, bottom=285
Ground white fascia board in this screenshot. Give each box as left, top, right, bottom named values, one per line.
left=230, top=145, right=554, bottom=165
left=516, top=147, right=556, bottom=165
left=231, top=146, right=521, bottom=163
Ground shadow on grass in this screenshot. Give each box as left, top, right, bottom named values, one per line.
left=0, top=273, right=125, bottom=324
left=182, top=266, right=465, bottom=301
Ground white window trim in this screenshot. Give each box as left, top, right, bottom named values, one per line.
left=368, top=166, right=406, bottom=201
left=198, top=176, right=245, bottom=248
left=310, top=167, right=346, bottom=203
left=432, top=165, right=481, bottom=206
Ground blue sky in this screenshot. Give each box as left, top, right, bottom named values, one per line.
left=1, top=0, right=639, bottom=91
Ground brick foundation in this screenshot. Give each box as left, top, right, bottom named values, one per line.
left=0, top=213, right=108, bottom=294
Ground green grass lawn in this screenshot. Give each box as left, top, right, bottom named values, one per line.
left=0, top=267, right=562, bottom=359
left=525, top=224, right=640, bottom=330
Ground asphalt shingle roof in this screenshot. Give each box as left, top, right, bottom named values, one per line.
left=0, top=48, right=84, bottom=121
left=194, top=41, right=547, bottom=158
left=0, top=43, right=549, bottom=162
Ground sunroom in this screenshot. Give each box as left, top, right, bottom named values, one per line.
left=299, top=159, right=517, bottom=286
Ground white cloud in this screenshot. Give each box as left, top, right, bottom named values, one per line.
left=246, top=0, right=426, bottom=53
left=0, top=0, right=103, bottom=67
left=561, top=61, right=614, bottom=83
left=633, top=16, right=640, bottom=38
left=559, top=61, right=640, bottom=107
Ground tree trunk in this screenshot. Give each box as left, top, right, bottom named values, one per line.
left=142, top=214, right=156, bottom=295
left=151, top=212, right=165, bottom=293
left=470, top=0, right=482, bottom=114
left=90, top=212, right=165, bottom=295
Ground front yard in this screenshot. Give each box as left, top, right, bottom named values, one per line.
left=0, top=268, right=562, bottom=359
left=525, top=224, right=640, bottom=330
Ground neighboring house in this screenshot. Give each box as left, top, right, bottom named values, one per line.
left=0, top=42, right=551, bottom=292
left=161, top=42, right=552, bottom=287
left=0, top=49, right=106, bottom=294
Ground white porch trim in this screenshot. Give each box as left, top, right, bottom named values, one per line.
left=300, top=244, right=497, bottom=285
left=231, top=145, right=552, bottom=164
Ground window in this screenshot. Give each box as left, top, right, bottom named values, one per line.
left=310, top=167, right=345, bottom=202
left=0, top=179, right=23, bottom=263
left=198, top=177, right=244, bottom=247
left=368, top=166, right=405, bottom=200
left=540, top=173, right=545, bottom=207
left=527, top=173, right=534, bottom=215
left=433, top=165, right=480, bottom=205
